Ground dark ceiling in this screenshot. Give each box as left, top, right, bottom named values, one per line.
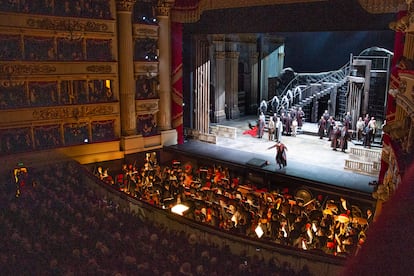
left=184, top=0, right=396, bottom=34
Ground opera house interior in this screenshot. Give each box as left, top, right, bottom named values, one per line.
left=1, top=0, right=413, bottom=275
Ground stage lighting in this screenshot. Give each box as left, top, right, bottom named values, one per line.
left=171, top=203, right=189, bottom=216
left=255, top=224, right=264, bottom=238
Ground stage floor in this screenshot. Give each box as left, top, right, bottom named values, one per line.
left=167, top=116, right=380, bottom=194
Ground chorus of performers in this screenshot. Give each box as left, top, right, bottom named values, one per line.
left=94, top=156, right=375, bottom=257
left=246, top=100, right=381, bottom=152
left=244, top=104, right=304, bottom=141
left=313, top=109, right=380, bottom=153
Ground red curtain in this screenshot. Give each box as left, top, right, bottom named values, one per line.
left=378, top=10, right=407, bottom=183
left=171, top=21, right=184, bottom=144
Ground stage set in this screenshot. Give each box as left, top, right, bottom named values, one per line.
left=165, top=116, right=380, bottom=196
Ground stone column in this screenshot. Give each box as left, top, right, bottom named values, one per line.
left=194, top=38, right=210, bottom=134
left=260, top=50, right=269, bottom=101
left=250, top=51, right=259, bottom=114
left=225, top=51, right=240, bottom=119
left=116, top=0, right=136, bottom=136
left=156, top=1, right=174, bottom=130
left=213, top=36, right=226, bottom=122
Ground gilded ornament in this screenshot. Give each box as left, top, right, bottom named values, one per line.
left=156, top=0, right=175, bottom=16
left=116, top=0, right=136, bottom=12
left=0, top=64, right=56, bottom=75
left=33, top=105, right=114, bottom=120
left=225, top=52, right=240, bottom=59
left=399, top=79, right=407, bottom=95
left=215, top=52, right=225, bottom=59
left=86, top=65, right=112, bottom=73
left=26, top=18, right=108, bottom=32
left=358, top=0, right=404, bottom=14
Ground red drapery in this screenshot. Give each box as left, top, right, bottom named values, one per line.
left=378, top=10, right=407, bottom=183
left=171, top=21, right=184, bottom=144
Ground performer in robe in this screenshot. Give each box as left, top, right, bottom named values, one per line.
left=267, top=142, right=288, bottom=169
left=297, top=107, right=304, bottom=129
left=356, top=117, right=365, bottom=142
left=291, top=118, right=298, bottom=137
left=331, top=124, right=341, bottom=151
left=368, top=117, right=377, bottom=144
left=259, top=99, right=267, bottom=115
left=318, top=116, right=326, bottom=139
left=275, top=117, right=283, bottom=142
left=289, top=107, right=297, bottom=122
left=271, top=96, right=279, bottom=114
left=285, top=113, right=292, bottom=136
left=272, top=113, right=278, bottom=125
left=258, top=112, right=266, bottom=138
left=339, top=125, right=349, bottom=152
left=268, top=116, right=275, bottom=141
left=326, top=116, right=335, bottom=141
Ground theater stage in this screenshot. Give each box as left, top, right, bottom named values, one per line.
left=165, top=116, right=379, bottom=195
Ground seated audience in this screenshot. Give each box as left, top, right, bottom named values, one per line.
left=1, top=161, right=313, bottom=275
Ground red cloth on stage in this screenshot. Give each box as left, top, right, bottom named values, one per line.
left=243, top=126, right=258, bottom=137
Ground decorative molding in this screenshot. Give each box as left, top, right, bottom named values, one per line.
left=26, top=18, right=109, bottom=32
left=0, top=63, right=56, bottom=75
left=32, top=105, right=114, bottom=120
left=115, top=0, right=136, bottom=12
left=396, top=95, right=414, bottom=114
left=135, top=99, right=159, bottom=115
left=399, top=78, right=407, bottom=94
left=358, top=0, right=405, bottom=14
left=250, top=52, right=260, bottom=59
left=86, top=65, right=112, bottom=73
left=215, top=51, right=226, bottom=59
left=397, top=73, right=414, bottom=119
left=389, top=13, right=411, bottom=32
left=133, top=25, right=159, bottom=38
left=136, top=63, right=159, bottom=75
left=157, top=0, right=175, bottom=17
left=171, top=0, right=406, bottom=23
left=226, top=52, right=240, bottom=59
